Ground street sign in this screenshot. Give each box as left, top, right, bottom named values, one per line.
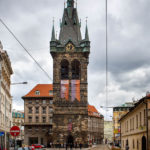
left=10, top=126, right=20, bottom=137
left=0, top=132, right=4, bottom=136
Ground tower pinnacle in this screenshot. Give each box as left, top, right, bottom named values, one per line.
left=51, top=18, right=56, bottom=41
left=85, top=17, right=89, bottom=41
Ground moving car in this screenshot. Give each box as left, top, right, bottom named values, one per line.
left=31, top=144, right=42, bottom=149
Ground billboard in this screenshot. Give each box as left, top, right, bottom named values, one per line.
left=71, top=80, right=80, bottom=101
left=61, top=80, right=69, bottom=100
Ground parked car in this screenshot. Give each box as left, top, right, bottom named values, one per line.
left=31, top=144, right=42, bottom=149
left=18, top=147, right=31, bottom=150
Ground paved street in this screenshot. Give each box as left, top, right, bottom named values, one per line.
left=45, top=144, right=110, bottom=150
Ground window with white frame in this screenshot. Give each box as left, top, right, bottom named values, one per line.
left=35, top=90, right=40, bottom=95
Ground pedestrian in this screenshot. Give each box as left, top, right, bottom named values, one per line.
left=79, top=143, right=82, bottom=150
left=126, top=144, right=129, bottom=150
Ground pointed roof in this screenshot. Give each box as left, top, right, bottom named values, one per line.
left=51, top=23, right=56, bottom=41
left=85, top=24, right=89, bottom=41
left=23, top=84, right=53, bottom=98
left=59, top=3, right=82, bottom=46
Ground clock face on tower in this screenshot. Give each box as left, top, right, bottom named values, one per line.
left=65, top=43, right=75, bottom=51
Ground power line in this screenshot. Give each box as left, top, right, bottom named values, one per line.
left=0, top=18, right=52, bottom=81
left=105, top=0, right=108, bottom=118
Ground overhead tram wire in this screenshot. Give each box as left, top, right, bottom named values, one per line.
left=105, top=0, right=108, bottom=118
left=0, top=18, right=52, bottom=81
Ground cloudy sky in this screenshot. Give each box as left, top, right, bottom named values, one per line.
left=0, top=0, right=150, bottom=120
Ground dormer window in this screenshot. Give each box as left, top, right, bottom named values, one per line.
left=49, top=90, right=53, bottom=96
left=35, top=90, right=40, bottom=95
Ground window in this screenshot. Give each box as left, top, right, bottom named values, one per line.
left=49, top=118, right=53, bottom=124
left=61, top=59, right=69, bottom=79
left=136, top=115, right=138, bottom=128
left=35, top=100, right=39, bottom=104
left=133, top=139, right=135, bottom=149
left=49, top=108, right=53, bottom=113
left=35, top=107, right=39, bottom=114
left=137, top=140, right=139, bottom=149
left=28, top=107, right=32, bottom=114
left=144, top=109, right=146, bottom=126
left=43, top=107, right=46, bottom=114
left=140, top=112, right=142, bottom=126
left=28, top=126, right=32, bottom=131
left=35, top=90, right=40, bottom=95
left=71, top=60, right=80, bottom=79
left=49, top=90, right=53, bottom=96
left=36, top=116, right=39, bottom=123
left=43, top=117, right=46, bottom=123
left=43, top=100, right=46, bottom=104
left=49, top=100, right=53, bottom=104
left=29, top=117, right=32, bottom=123
left=28, top=100, right=32, bottom=104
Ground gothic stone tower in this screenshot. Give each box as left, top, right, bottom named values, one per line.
left=50, top=0, right=90, bottom=146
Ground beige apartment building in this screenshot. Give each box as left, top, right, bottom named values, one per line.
left=22, top=84, right=53, bottom=146
left=113, top=102, right=134, bottom=145
left=120, top=96, right=150, bottom=150
left=0, top=41, right=13, bottom=149
left=88, top=105, right=104, bottom=145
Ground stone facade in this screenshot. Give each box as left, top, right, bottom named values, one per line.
left=50, top=0, right=90, bottom=147
left=0, top=41, right=13, bottom=149
left=120, top=97, right=150, bottom=150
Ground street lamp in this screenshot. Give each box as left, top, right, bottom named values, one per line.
left=11, top=82, right=28, bottom=85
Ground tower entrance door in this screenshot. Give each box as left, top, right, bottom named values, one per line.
left=67, top=135, right=74, bottom=146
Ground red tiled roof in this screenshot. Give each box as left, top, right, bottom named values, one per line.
left=88, top=105, right=100, bottom=117
left=23, top=84, right=53, bottom=98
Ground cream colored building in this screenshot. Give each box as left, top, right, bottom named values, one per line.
left=104, top=121, right=113, bottom=143
left=0, top=41, right=13, bottom=149
left=120, top=97, right=150, bottom=150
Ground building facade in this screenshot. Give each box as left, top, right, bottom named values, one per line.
left=104, top=121, right=113, bottom=143
left=0, top=41, right=13, bottom=149
left=50, top=0, right=90, bottom=147
left=88, top=105, right=104, bottom=145
left=22, top=84, right=53, bottom=146
left=23, top=84, right=104, bottom=147
left=12, top=110, right=24, bottom=143
left=120, top=97, right=150, bottom=150
left=113, top=102, right=134, bottom=145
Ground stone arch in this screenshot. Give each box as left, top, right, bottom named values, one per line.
left=61, top=59, right=69, bottom=79
left=71, top=59, right=80, bottom=79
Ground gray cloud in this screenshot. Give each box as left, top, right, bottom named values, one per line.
left=0, top=0, right=150, bottom=120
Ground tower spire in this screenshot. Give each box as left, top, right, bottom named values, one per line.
left=85, top=17, right=89, bottom=41
left=51, top=18, right=56, bottom=41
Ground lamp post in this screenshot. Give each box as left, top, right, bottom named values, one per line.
left=11, top=82, right=28, bottom=85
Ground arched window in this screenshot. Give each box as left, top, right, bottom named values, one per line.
left=61, top=59, right=69, bottom=79
left=71, top=60, right=80, bottom=79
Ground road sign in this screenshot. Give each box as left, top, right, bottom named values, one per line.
left=10, top=126, right=20, bottom=137
left=0, top=132, right=4, bottom=136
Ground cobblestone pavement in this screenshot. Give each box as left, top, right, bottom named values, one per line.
left=45, top=144, right=110, bottom=150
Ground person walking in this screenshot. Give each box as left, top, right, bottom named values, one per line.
left=126, top=144, right=129, bottom=150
